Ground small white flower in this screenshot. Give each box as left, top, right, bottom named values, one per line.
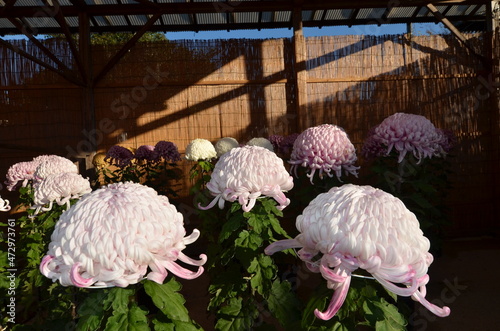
left=185, top=139, right=217, bottom=161
left=246, top=137, right=274, bottom=152
left=215, top=137, right=239, bottom=157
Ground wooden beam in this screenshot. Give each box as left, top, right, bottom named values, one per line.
left=292, top=6, right=309, bottom=132
left=93, top=12, right=162, bottom=86
left=427, top=3, right=490, bottom=68
left=0, top=37, right=83, bottom=86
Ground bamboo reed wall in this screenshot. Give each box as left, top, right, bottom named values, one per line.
left=1, top=33, right=498, bottom=238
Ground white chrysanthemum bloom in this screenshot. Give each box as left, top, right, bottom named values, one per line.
left=246, top=137, right=274, bottom=152
left=34, top=155, right=78, bottom=183
left=289, top=124, right=359, bottom=184
left=215, top=137, right=239, bottom=157
left=40, top=182, right=207, bottom=288
left=31, top=172, right=92, bottom=215
left=5, top=161, right=38, bottom=191
left=265, top=184, right=450, bottom=320
left=199, top=145, right=293, bottom=212
left=0, top=196, right=11, bottom=212
left=185, top=138, right=217, bottom=161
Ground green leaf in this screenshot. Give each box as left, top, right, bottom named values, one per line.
left=104, top=287, right=134, bottom=313
left=143, top=278, right=191, bottom=323
left=235, top=230, right=263, bottom=251
left=215, top=297, right=255, bottom=331
left=247, top=255, right=276, bottom=296
left=219, top=214, right=244, bottom=243
left=267, top=280, right=301, bottom=329
left=104, top=303, right=149, bottom=331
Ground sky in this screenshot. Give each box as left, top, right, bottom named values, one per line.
left=3, top=23, right=446, bottom=41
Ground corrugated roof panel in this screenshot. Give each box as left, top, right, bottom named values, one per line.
left=357, top=8, right=386, bottom=20
left=325, top=9, right=353, bottom=20
left=233, top=12, right=259, bottom=24
left=0, top=18, right=16, bottom=29
left=415, top=7, right=429, bottom=17
left=128, top=15, right=148, bottom=26
left=157, top=0, right=190, bottom=3
left=387, top=7, right=416, bottom=19
left=312, top=10, right=325, bottom=21
left=162, top=13, right=192, bottom=25
left=105, top=15, right=128, bottom=26
left=301, top=10, right=313, bottom=21
left=197, top=13, right=227, bottom=24
left=94, top=16, right=111, bottom=26
left=13, top=0, right=45, bottom=6
left=274, top=11, right=291, bottom=22
left=90, top=0, right=119, bottom=5
left=65, top=16, right=79, bottom=27
left=447, top=5, right=470, bottom=16
left=260, top=11, right=273, bottom=23
left=24, top=17, right=59, bottom=28
left=474, top=5, right=486, bottom=15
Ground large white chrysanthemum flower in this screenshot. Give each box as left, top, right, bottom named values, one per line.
left=265, top=184, right=450, bottom=320
left=5, top=161, right=38, bottom=191
left=362, top=113, right=444, bottom=163
left=246, top=137, right=274, bottom=152
left=185, top=138, right=217, bottom=161
left=0, top=196, right=11, bottom=212
left=34, top=155, right=78, bottom=183
left=31, top=172, right=92, bottom=215
left=40, top=182, right=207, bottom=288
left=199, top=145, right=294, bottom=212
left=215, top=137, right=239, bottom=157
left=289, top=124, right=359, bottom=184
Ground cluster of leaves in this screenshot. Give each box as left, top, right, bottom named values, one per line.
left=205, top=199, right=302, bottom=330
left=0, top=186, right=79, bottom=329
left=368, top=152, right=454, bottom=253
left=96, top=159, right=181, bottom=198
left=76, top=278, right=202, bottom=331
left=302, top=277, right=408, bottom=331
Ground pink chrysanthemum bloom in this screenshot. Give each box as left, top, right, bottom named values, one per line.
left=5, top=161, right=38, bottom=191
left=40, top=182, right=207, bottom=288
left=289, top=124, right=359, bottom=184
left=31, top=172, right=92, bottom=215
left=265, top=184, right=450, bottom=320
left=34, top=155, right=78, bottom=183
left=0, top=196, right=11, bottom=212
left=185, top=138, right=217, bottom=161
left=362, top=113, right=443, bottom=163
left=199, top=145, right=293, bottom=212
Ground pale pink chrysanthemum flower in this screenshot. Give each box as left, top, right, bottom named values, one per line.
left=185, top=138, right=217, bottom=161
left=289, top=124, right=359, bottom=184
left=33, top=155, right=78, bottom=183
left=199, top=145, right=293, bottom=212
left=31, top=172, right=92, bottom=215
left=246, top=137, right=274, bottom=152
left=40, top=182, right=207, bottom=288
left=5, top=161, right=38, bottom=191
left=215, top=137, right=239, bottom=157
left=362, top=113, right=443, bottom=163
left=0, top=196, right=11, bottom=212
left=265, top=184, right=450, bottom=320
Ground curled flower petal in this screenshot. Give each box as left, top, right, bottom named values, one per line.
left=0, top=196, right=11, bottom=212
left=265, top=184, right=450, bottom=320
left=40, top=182, right=206, bottom=288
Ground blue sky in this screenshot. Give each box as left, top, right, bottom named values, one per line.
left=3, top=23, right=445, bottom=40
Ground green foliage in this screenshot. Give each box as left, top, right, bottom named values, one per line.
left=302, top=278, right=407, bottom=331
left=46, top=32, right=167, bottom=45
left=202, top=198, right=302, bottom=330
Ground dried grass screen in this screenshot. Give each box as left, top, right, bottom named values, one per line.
left=1, top=34, right=498, bottom=237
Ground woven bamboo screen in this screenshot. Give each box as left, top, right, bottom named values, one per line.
left=1, top=33, right=498, bottom=237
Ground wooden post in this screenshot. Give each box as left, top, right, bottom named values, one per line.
left=293, top=6, right=309, bottom=132
left=78, top=11, right=96, bottom=172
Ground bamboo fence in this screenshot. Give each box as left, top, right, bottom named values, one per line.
left=0, top=33, right=498, bottom=237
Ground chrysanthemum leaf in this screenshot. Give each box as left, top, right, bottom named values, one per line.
left=267, top=279, right=302, bottom=329
left=104, top=303, right=149, bottom=331
left=144, top=278, right=191, bottom=323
